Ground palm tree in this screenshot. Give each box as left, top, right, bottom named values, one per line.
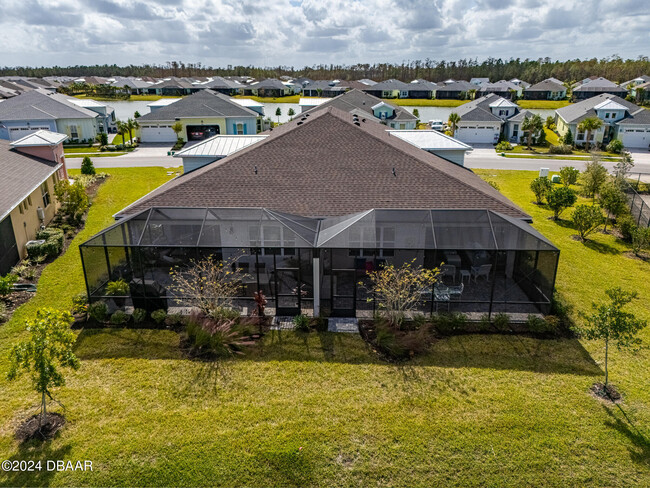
left=171, top=121, right=184, bottom=141
left=115, top=120, right=128, bottom=145
left=447, top=112, right=461, bottom=137
left=468, top=88, right=477, bottom=100
left=126, top=118, right=139, bottom=145
left=521, top=114, right=543, bottom=149
left=578, top=117, right=603, bottom=152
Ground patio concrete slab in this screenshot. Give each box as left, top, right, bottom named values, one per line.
left=328, top=317, right=359, bottom=333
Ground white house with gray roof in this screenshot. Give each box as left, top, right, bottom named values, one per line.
left=0, top=88, right=103, bottom=142
left=453, top=94, right=518, bottom=144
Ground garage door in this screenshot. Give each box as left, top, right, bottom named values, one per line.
left=9, top=126, right=51, bottom=141
left=620, top=128, right=649, bottom=149
left=455, top=126, right=500, bottom=144
left=140, top=125, right=176, bottom=143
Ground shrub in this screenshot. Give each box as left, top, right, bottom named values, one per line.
left=53, top=180, right=89, bottom=225
left=599, top=182, right=629, bottom=218
left=88, top=301, right=108, bottom=322
left=185, top=310, right=255, bottom=358
left=477, top=314, right=492, bottom=332
left=617, top=214, right=636, bottom=242
left=165, top=313, right=184, bottom=326
left=434, top=313, right=467, bottom=335
left=209, top=306, right=240, bottom=322
left=606, top=139, right=624, bottom=154
left=151, top=309, right=167, bottom=325
left=547, top=186, right=578, bottom=219
left=132, top=308, right=148, bottom=324
left=493, top=313, right=511, bottom=332
left=487, top=180, right=500, bottom=191
left=562, top=129, right=574, bottom=146
left=105, top=279, right=129, bottom=296
left=99, top=132, right=108, bottom=146
left=0, top=273, right=18, bottom=297
left=549, top=144, right=573, bottom=155
left=80, top=156, right=96, bottom=175
left=572, top=205, right=605, bottom=241
left=375, top=322, right=406, bottom=358
left=530, top=177, right=553, bottom=204
left=313, top=316, right=329, bottom=332
left=110, top=310, right=129, bottom=325
left=495, top=141, right=513, bottom=151
left=526, top=315, right=556, bottom=334
left=580, top=159, right=608, bottom=199
left=631, top=227, right=650, bottom=256
left=27, top=227, right=64, bottom=260
left=293, top=314, right=311, bottom=332
left=71, top=293, right=88, bottom=315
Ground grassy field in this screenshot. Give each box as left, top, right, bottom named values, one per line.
left=1, top=168, right=649, bottom=487
left=72, top=94, right=179, bottom=102
left=502, top=154, right=621, bottom=162
left=517, top=100, right=571, bottom=109
left=232, top=94, right=302, bottom=104
left=384, top=98, right=470, bottom=107
left=65, top=153, right=129, bottom=158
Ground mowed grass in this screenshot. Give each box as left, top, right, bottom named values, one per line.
left=1, top=169, right=650, bottom=487
left=517, top=99, right=572, bottom=109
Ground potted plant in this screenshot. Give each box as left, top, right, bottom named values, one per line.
left=105, top=279, right=129, bottom=308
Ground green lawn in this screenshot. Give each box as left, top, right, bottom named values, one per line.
left=64, top=146, right=101, bottom=154
left=65, top=152, right=129, bottom=158
left=1, top=168, right=649, bottom=487
left=73, top=94, right=180, bottom=102
left=517, top=100, right=572, bottom=109
left=385, top=98, right=470, bottom=107
left=232, top=94, right=302, bottom=104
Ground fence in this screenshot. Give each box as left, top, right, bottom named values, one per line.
left=624, top=175, right=650, bottom=228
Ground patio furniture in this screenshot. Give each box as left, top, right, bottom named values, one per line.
left=443, top=251, right=461, bottom=267
left=434, top=283, right=450, bottom=311
left=440, top=264, right=456, bottom=283
left=471, top=264, right=492, bottom=282
left=448, top=282, right=464, bottom=299
left=460, top=269, right=471, bottom=284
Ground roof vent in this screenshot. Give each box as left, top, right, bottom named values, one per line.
left=392, top=167, right=397, bottom=177
left=254, top=165, right=258, bottom=175
left=297, top=121, right=303, bottom=125
left=362, top=118, right=366, bottom=123
left=354, top=122, right=360, bottom=126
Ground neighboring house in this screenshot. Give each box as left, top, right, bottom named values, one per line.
left=110, top=76, right=153, bottom=95
left=82, top=107, right=559, bottom=320
left=0, top=131, right=68, bottom=274
left=470, top=78, right=489, bottom=86
left=136, top=90, right=262, bottom=143
left=243, top=79, right=291, bottom=97
left=147, top=98, right=182, bottom=113
left=555, top=93, right=650, bottom=148
left=572, top=77, right=627, bottom=101
left=299, top=97, right=330, bottom=113
left=408, top=79, right=438, bottom=99
left=621, top=75, right=650, bottom=89
left=434, top=80, right=474, bottom=99
left=625, top=79, right=650, bottom=102
left=0, top=88, right=103, bottom=142
left=303, top=89, right=418, bottom=129
left=503, top=110, right=535, bottom=143
left=361, top=79, right=412, bottom=99
left=302, top=80, right=348, bottom=97
left=67, top=97, right=116, bottom=133
left=387, top=130, right=473, bottom=166
left=453, top=94, right=518, bottom=144
left=479, top=80, right=522, bottom=99
left=509, top=78, right=530, bottom=89
left=523, top=79, right=567, bottom=100
left=147, top=77, right=200, bottom=96
left=173, top=134, right=268, bottom=172
left=201, top=77, right=243, bottom=96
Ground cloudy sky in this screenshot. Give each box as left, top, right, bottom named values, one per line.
left=0, top=0, right=647, bottom=68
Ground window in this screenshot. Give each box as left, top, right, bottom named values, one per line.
left=236, top=123, right=244, bottom=135
left=399, top=124, right=406, bottom=130
left=577, top=132, right=585, bottom=140
left=588, top=133, right=595, bottom=141
left=69, top=125, right=78, bottom=139
left=27, top=195, right=32, bottom=206
left=605, top=113, right=610, bottom=119
left=41, top=182, right=51, bottom=207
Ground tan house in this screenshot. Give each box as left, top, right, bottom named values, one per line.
left=0, top=130, right=68, bottom=274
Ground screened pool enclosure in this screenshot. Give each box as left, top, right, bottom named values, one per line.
left=80, top=207, right=560, bottom=318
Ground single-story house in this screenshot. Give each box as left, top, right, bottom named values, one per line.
left=302, top=80, right=348, bottom=97
left=408, top=79, right=438, bottom=99
left=81, top=108, right=558, bottom=319
left=362, top=79, right=412, bottom=99
left=453, top=94, right=518, bottom=144
left=136, top=90, right=262, bottom=143
left=479, top=80, right=522, bottom=99
left=0, top=131, right=68, bottom=274
left=523, top=79, right=567, bottom=100
left=299, top=98, right=330, bottom=113
left=201, top=77, right=243, bottom=96
left=67, top=97, right=116, bottom=133
left=0, top=88, right=103, bottom=142
left=303, top=89, right=418, bottom=129
left=509, top=79, right=530, bottom=89
left=146, top=77, right=200, bottom=96
left=555, top=94, right=650, bottom=148
left=572, top=77, right=628, bottom=101
left=434, top=80, right=474, bottom=99
left=503, top=110, right=535, bottom=143
left=242, top=79, right=291, bottom=97
left=470, top=78, right=489, bottom=86
left=173, top=135, right=268, bottom=172
left=387, top=130, right=472, bottom=166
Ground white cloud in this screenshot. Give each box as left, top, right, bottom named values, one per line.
left=0, top=0, right=647, bottom=68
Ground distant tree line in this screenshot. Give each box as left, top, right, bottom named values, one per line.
left=1, top=56, right=649, bottom=84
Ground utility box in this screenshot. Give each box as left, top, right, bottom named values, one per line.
left=551, top=174, right=561, bottom=183
left=539, top=168, right=550, bottom=178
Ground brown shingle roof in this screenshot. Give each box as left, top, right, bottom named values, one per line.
left=117, top=107, right=529, bottom=220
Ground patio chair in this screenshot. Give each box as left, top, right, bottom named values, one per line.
left=440, top=264, right=456, bottom=283
left=433, top=283, right=450, bottom=312
left=448, top=282, right=464, bottom=299
left=471, top=264, right=492, bottom=282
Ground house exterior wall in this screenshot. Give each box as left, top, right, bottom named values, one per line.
left=55, top=118, right=99, bottom=142
left=14, top=144, right=68, bottom=179
left=0, top=119, right=57, bottom=141
left=182, top=156, right=220, bottom=173
left=429, top=149, right=466, bottom=166
left=225, top=117, right=259, bottom=135
left=9, top=172, right=60, bottom=260
left=387, top=120, right=417, bottom=130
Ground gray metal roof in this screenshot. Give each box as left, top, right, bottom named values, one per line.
left=137, top=90, right=259, bottom=121
left=0, top=88, right=99, bottom=121
left=388, top=130, right=473, bottom=151
left=0, top=140, right=61, bottom=222
left=173, top=135, right=268, bottom=158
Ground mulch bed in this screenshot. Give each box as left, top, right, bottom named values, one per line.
left=590, top=382, right=622, bottom=403
left=623, top=251, right=650, bottom=262
left=15, top=413, right=66, bottom=442
left=0, top=176, right=108, bottom=327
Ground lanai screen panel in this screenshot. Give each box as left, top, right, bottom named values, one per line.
left=431, top=209, right=496, bottom=250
